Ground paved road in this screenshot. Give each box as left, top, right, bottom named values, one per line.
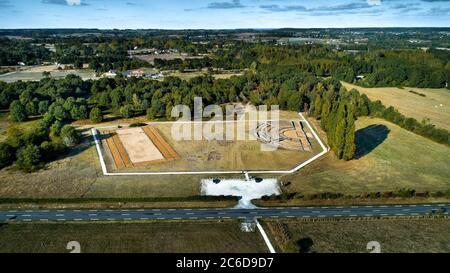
left=0, top=204, right=448, bottom=222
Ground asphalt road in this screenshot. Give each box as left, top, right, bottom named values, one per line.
left=0, top=204, right=448, bottom=222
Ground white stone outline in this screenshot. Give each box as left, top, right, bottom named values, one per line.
left=91, top=113, right=330, bottom=176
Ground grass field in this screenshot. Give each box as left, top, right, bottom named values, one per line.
left=0, top=221, right=268, bottom=253
left=279, top=116, right=450, bottom=195
left=0, top=65, right=99, bottom=83
left=263, top=218, right=450, bottom=253
left=341, top=82, right=450, bottom=130
left=1, top=112, right=449, bottom=201
left=100, top=120, right=321, bottom=172
left=0, top=111, right=303, bottom=199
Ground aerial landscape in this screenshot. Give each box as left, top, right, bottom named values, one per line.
left=0, top=0, right=449, bottom=263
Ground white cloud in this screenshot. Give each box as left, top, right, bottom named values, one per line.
left=367, top=0, right=381, bottom=6
left=66, top=0, right=81, bottom=6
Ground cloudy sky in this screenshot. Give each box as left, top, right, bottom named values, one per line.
left=0, top=0, right=449, bottom=29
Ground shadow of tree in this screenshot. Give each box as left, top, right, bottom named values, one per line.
left=354, top=124, right=390, bottom=159
left=297, top=237, right=314, bottom=253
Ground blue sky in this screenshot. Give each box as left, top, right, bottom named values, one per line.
left=0, top=0, right=449, bottom=29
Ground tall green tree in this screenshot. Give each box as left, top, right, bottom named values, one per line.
left=10, top=100, right=27, bottom=122
left=343, top=102, right=356, bottom=161
left=89, top=107, right=103, bottom=123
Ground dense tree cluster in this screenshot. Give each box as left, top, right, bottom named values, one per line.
left=309, top=81, right=356, bottom=160
left=1, top=28, right=450, bottom=171
left=0, top=66, right=358, bottom=170
left=0, top=38, right=51, bottom=66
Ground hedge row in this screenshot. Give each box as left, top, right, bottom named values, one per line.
left=0, top=195, right=239, bottom=204
left=262, top=189, right=450, bottom=201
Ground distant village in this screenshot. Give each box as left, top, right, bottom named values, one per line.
left=102, top=69, right=164, bottom=80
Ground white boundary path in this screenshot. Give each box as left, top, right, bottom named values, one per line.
left=91, top=112, right=330, bottom=176
left=254, top=218, right=276, bottom=253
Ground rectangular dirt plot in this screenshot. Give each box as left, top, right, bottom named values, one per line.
left=116, top=127, right=165, bottom=164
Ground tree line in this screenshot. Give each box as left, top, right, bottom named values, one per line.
left=0, top=66, right=358, bottom=171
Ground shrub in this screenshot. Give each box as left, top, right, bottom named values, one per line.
left=120, top=105, right=134, bottom=118
left=16, top=144, right=42, bottom=172
left=129, top=122, right=147, bottom=128
left=89, top=107, right=103, bottom=123
left=60, top=125, right=80, bottom=147
left=0, top=143, right=15, bottom=169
